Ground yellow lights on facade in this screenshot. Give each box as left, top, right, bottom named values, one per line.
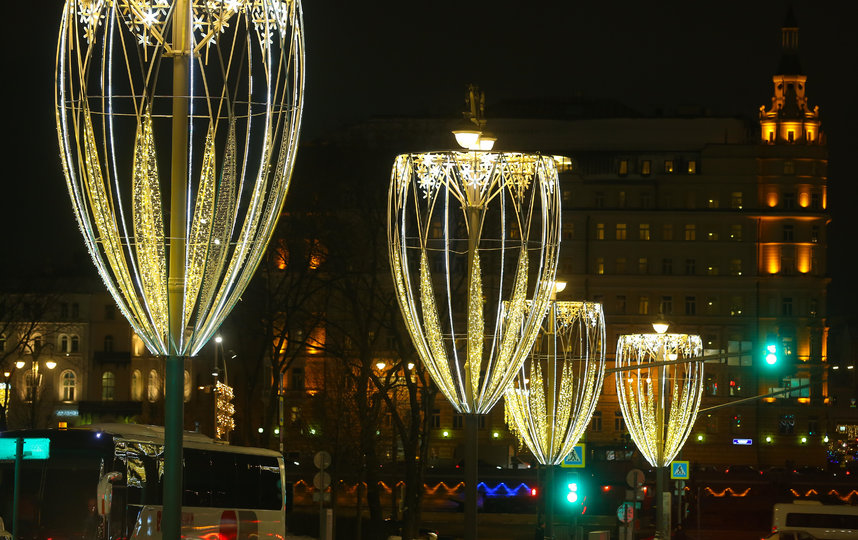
left=55, top=0, right=305, bottom=357
left=505, top=302, right=606, bottom=466
left=15, top=361, right=25, bottom=369
left=388, top=151, right=561, bottom=415
left=766, top=192, right=779, bottom=208
left=800, top=436, right=808, bottom=444
left=615, top=332, right=704, bottom=468
left=214, top=381, right=235, bottom=439
left=442, top=430, right=450, bottom=438
left=492, top=431, right=500, bottom=439
left=797, top=245, right=812, bottom=274
left=765, top=435, right=773, bottom=443
left=697, top=434, right=704, bottom=442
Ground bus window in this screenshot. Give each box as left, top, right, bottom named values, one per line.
left=211, top=452, right=238, bottom=508
left=183, top=449, right=213, bottom=507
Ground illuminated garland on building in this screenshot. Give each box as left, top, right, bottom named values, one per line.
left=214, top=381, right=235, bottom=439
left=504, top=302, right=606, bottom=465
left=388, top=152, right=561, bottom=414
left=615, top=333, right=704, bottom=467
left=55, top=0, right=304, bottom=356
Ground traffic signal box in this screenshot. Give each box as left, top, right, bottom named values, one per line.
left=559, top=470, right=585, bottom=509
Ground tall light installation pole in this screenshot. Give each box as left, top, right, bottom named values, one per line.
left=505, top=297, right=606, bottom=538
left=387, top=94, right=561, bottom=539
left=55, top=1, right=304, bottom=537
left=615, top=323, right=704, bottom=539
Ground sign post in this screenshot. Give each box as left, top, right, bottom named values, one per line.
left=1, top=438, right=51, bottom=539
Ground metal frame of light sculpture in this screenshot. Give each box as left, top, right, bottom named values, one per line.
left=55, top=0, right=304, bottom=357
left=505, top=301, right=606, bottom=465
left=388, top=151, right=561, bottom=415
left=615, top=333, right=704, bottom=468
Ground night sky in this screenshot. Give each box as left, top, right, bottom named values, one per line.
left=5, top=1, right=857, bottom=320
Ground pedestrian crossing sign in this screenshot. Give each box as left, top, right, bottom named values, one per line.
left=560, top=444, right=586, bottom=468
left=670, top=460, right=690, bottom=480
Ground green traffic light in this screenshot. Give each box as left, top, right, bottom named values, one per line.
left=566, top=482, right=579, bottom=503
left=765, top=342, right=778, bottom=365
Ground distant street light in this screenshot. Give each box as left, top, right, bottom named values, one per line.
left=615, top=324, right=703, bottom=539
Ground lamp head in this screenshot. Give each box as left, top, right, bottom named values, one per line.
left=652, top=315, right=670, bottom=334
left=45, top=360, right=57, bottom=370
left=452, top=129, right=482, bottom=150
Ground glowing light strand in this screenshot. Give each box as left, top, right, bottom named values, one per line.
left=388, top=151, right=561, bottom=414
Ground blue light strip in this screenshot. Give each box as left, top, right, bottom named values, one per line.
left=478, top=482, right=533, bottom=497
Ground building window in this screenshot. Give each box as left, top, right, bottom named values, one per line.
left=685, top=296, right=696, bottom=315
left=664, top=160, right=674, bottom=174
left=591, top=411, right=602, bottom=432
left=811, top=225, right=819, bottom=243
left=639, top=224, right=650, bottom=240
left=782, top=297, right=793, bottom=316
left=0, top=334, right=5, bottom=352
left=730, top=224, right=743, bottom=241
left=148, top=369, right=160, bottom=402
left=615, top=258, right=626, bottom=274
left=778, top=415, right=795, bottom=435
left=640, top=192, right=652, bottom=208
left=707, top=231, right=719, bottom=241
left=706, top=265, right=719, bottom=276
left=618, top=160, right=629, bottom=176
left=131, top=370, right=143, bottom=401
left=731, top=192, right=743, bottom=209
left=431, top=408, right=441, bottom=429
left=638, top=257, right=648, bottom=274
left=60, top=302, right=69, bottom=318
left=705, top=298, right=718, bottom=314
left=662, top=258, right=673, bottom=275
left=104, top=335, right=114, bottom=353
left=616, top=223, right=627, bottom=240
left=663, top=224, right=673, bottom=240
left=783, top=224, right=794, bottom=242
left=684, top=224, right=696, bottom=241
left=596, top=223, right=605, bottom=240
left=102, top=371, right=116, bottom=401
left=730, top=259, right=743, bottom=276
left=641, top=160, right=651, bottom=176
left=60, top=335, right=69, bottom=353
left=616, top=295, right=627, bottom=314
left=685, top=259, right=696, bottom=275
left=729, top=375, right=743, bottom=397
left=810, top=193, right=821, bottom=210
left=453, top=414, right=463, bottom=429
left=595, top=192, right=605, bottom=208
left=783, top=192, right=796, bottom=209
left=707, top=198, right=719, bottom=209
left=291, top=367, right=305, bottom=391
left=563, top=223, right=574, bottom=240
left=618, top=191, right=626, bottom=208
left=687, top=160, right=697, bottom=174
left=729, top=297, right=744, bottom=316
left=638, top=296, right=649, bottom=315
left=614, top=411, right=626, bottom=432
left=61, top=370, right=76, bottom=401
left=784, top=160, right=795, bottom=174
left=660, top=296, right=673, bottom=315
left=595, top=257, right=605, bottom=275
left=184, top=370, right=191, bottom=403
left=71, top=303, right=79, bottom=318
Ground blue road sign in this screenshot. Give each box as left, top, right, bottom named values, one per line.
left=560, top=443, right=586, bottom=468
left=670, top=460, right=689, bottom=480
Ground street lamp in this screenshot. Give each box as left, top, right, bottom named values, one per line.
left=387, top=89, right=561, bottom=540
left=55, top=1, right=304, bottom=536
left=615, top=323, right=703, bottom=539
left=504, top=298, right=606, bottom=537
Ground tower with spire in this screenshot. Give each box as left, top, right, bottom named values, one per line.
left=759, top=6, right=822, bottom=144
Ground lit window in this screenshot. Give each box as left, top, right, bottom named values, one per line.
left=638, top=257, right=648, bottom=274
left=664, top=160, right=674, bottom=174
left=731, top=192, right=743, bottom=209
left=707, top=231, right=719, bottom=241
left=596, top=257, right=604, bottom=275
left=596, top=223, right=605, bottom=240
left=184, top=370, right=191, bottom=402
left=687, top=160, right=697, bottom=174
left=131, top=370, right=143, bottom=401
left=662, top=224, right=674, bottom=241
left=787, top=131, right=795, bottom=143
left=707, top=198, right=719, bottom=209
left=684, top=224, right=696, bottom=241
left=638, top=296, right=649, bottom=315
left=639, top=224, right=650, bottom=240
left=618, top=160, right=629, bottom=176
left=148, top=369, right=160, bottom=402
left=641, top=160, right=651, bottom=176
left=730, top=259, right=743, bottom=276
left=730, top=224, right=743, bottom=241
left=102, top=371, right=116, bottom=401
left=61, top=370, right=76, bottom=401
left=616, top=224, right=627, bottom=240
left=707, top=265, right=719, bottom=276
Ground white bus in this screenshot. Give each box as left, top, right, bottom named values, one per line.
left=0, top=423, right=287, bottom=539
left=772, top=501, right=858, bottom=540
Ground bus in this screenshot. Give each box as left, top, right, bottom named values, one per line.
left=772, top=501, right=858, bottom=540
left=0, top=423, right=287, bottom=539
